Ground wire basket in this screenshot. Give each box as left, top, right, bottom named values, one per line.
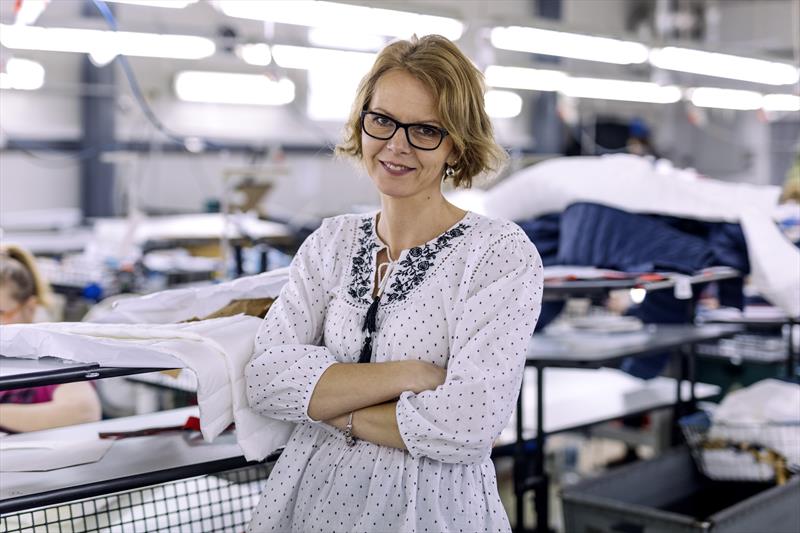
left=680, top=411, right=800, bottom=485
left=0, top=463, right=270, bottom=533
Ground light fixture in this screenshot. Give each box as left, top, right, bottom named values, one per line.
left=0, top=24, right=215, bottom=63
left=650, top=47, right=799, bottom=86
left=215, top=1, right=463, bottom=41
left=236, top=43, right=272, bottom=66
left=271, top=45, right=375, bottom=72
left=490, top=26, right=649, bottom=65
left=174, top=71, right=295, bottom=106
left=484, top=90, right=523, bottom=118
left=104, top=0, right=198, bottom=7
left=308, top=27, right=385, bottom=52
left=762, top=94, right=800, bottom=112
left=484, top=65, right=568, bottom=92
left=688, top=87, right=764, bottom=110
left=560, top=77, right=682, bottom=104
left=0, top=58, right=45, bottom=90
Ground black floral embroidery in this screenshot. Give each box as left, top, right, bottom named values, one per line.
left=348, top=218, right=380, bottom=303
left=348, top=216, right=470, bottom=305
left=384, top=224, right=470, bottom=303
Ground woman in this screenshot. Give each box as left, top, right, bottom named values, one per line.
left=245, top=35, right=543, bottom=532
left=0, top=245, right=102, bottom=432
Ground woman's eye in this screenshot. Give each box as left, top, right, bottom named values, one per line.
left=416, top=126, right=438, bottom=138
left=373, top=116, right=392, bottom=127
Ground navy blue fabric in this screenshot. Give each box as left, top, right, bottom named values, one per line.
left=557, top=203, right=716, bottom=274
left=515, top=202, right=750, bottom=379
left=516, top=213, right=561, bottom=266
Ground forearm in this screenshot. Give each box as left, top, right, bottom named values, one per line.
left=0, top=383, right=102, bottom=433
left=327, top=401, right=406, bottom=450
left=308, top=361, right=411, bottom=421
left=0, top=401, right=98, bottom=432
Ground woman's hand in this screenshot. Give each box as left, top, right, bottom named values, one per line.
left=400, top=360, right=447, bottom=394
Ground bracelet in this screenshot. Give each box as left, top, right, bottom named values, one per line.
left=344, top=411, right=357, bottom=447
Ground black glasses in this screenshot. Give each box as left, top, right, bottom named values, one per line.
left=360, top=110, right=449, bottom=151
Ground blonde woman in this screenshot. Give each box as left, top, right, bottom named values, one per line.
left=0, top=245, right=102, bottom=432
left=245, top=35, right=543, bottom=532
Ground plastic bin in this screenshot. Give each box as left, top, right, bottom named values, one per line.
left=561, top=448, right=800, bottom=533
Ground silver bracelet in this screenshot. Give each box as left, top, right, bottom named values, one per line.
left=344, top=411, right=357, bottom=447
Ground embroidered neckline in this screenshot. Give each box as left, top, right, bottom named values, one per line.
left=347, top=214, right=471, bottom=305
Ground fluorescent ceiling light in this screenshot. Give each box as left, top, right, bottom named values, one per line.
left=216, top=1, right=463, bottom=41
left=561, top=77, right=682, bottom=104
left=0, top=58, right=45, bottom=90
left=174, top=71, right=295, bottom=106
left=308, top=27, right=385, bottom=52
left=688, top=87, right=763, bottom=110
left=490, top=26, right=648, bottom=65
left=484, top=90, right=523, bottom=118
left=237, top=43, right=272, bottom=66
left=0, top=24, right=215, bottom=62
left=762, top=94, right=800, bottom=112
left=104, top=0, right=198, bottom=7
left=272, top=45, right=375, bottom=72
left=484, top=65, right=568, bottom=92
left=650, top=47, right=799, bottom=86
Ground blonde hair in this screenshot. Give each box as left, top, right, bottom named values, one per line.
left=335, top=34, right=507, bottom=188
left=0, top=244, right=53, bottom=310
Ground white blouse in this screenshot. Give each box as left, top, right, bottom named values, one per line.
left=245, top=211, right=543, bottom=532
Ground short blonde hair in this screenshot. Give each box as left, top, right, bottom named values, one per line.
left=335, top=35, right=507, bottom=188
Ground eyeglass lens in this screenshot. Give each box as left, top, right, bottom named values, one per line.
left=362, top=113, right=444, bottom=150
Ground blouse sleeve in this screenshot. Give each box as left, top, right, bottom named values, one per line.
left=244, top=219, right=340, bottom=424
left=395, top=230, right=543, bottom=464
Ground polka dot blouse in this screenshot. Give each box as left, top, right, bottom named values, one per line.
left=245, top=211, right=543, bottom=533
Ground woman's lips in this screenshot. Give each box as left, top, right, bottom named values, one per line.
left=380, top=160, right=414, bottom=176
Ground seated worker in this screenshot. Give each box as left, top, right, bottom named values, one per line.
left=0, top=244, right=102, bottom=432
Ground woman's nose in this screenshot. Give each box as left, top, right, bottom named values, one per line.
left=386, top=127, right=411, bottom=153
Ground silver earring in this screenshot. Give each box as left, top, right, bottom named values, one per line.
left=445, top=165, right=455, bottom=178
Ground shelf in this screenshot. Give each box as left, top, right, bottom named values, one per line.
left=526, top=324, right=741, bottom=367
left=0, top=407, right=277, bottom=514
left=0, top=357, right=176, bottom=391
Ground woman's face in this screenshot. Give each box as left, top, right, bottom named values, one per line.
left=362, top=69, right=455, bottom=202
left=0, top=284, right=36, bottom=325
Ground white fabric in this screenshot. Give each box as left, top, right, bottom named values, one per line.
left=738, top=207, right=800, bottom=317
left=0, top=316, right=291, bottom=461
left=88, top=268, right=289, bottom=324
left=702, top=380, right=800, bottom=481
left=480, top=154, right=780, bottom=222
left=0, top=436, right=114, bottom=472
left=715, top=379, right=800, bottom=424
left=245, top=212, right=543, bottom=533
left=448, top=154, right=799, bottom=316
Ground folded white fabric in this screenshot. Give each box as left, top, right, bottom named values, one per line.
left=89, top=268, right=290, bottom=324
left=0, top=317, right=293, bottom=461
left=715, top=379, right=800, bottom=424
left=481, top=154, right=780, bottom=223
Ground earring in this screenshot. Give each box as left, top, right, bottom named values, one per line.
left=444, top=165, right=455, bottom=178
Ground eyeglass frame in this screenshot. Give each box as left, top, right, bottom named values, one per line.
left=360, top=110, right=449, bottom=151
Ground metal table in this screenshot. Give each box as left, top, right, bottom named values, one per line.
left=514, top=323, right=741, bottom=533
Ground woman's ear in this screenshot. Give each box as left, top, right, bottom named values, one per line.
left=20, top=295, right=38, bottom=321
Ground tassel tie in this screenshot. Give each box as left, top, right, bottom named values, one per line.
left=359, top=252, right=395, bottom=363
